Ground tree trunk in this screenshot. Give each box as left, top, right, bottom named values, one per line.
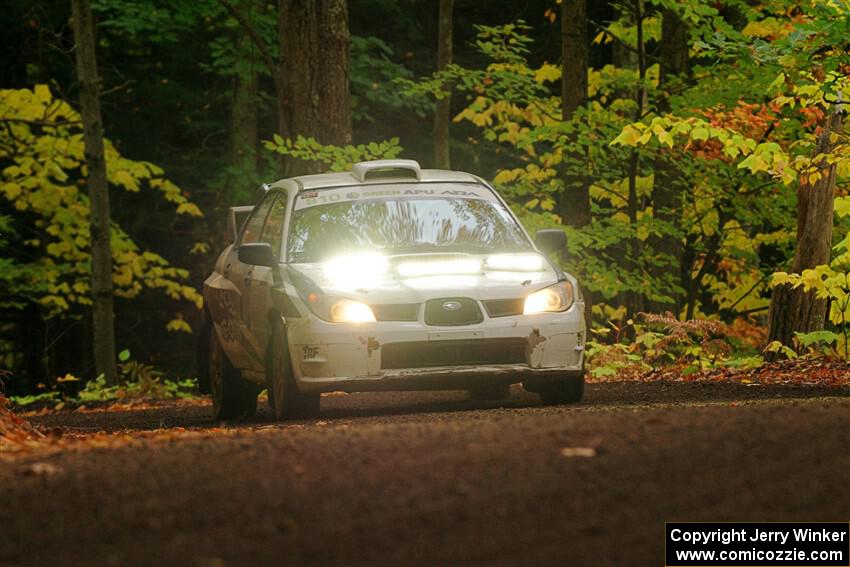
left=658, top=9, right=689, bottom=86
left=557, top=0, right=590, bottom=229
left=72, top=0, right=118, bottom=385
left=433, top=0, right=453, bottom=170
left=215, top=0, right=286, bottom=172
left=624, top=0, right=646, bottom=318
left=231, top=22, right=259, bottom=174
left=766, top=111, right=843, bottom=355
left=280, top=0, right=351, bottom=176
left=275, top=3, right=288, bottom=166
left=646, top=9, right=689, bottom=314
left=560, top=0, right=587, bottom=119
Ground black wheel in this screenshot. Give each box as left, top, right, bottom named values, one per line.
left=467, top=383, right=511, bottom=401
left=266, top=318, right=320, bottom=420
left=196, top=314, right=213, bottom=394
left=208, top=327, right=258, bottom=420
left=537, top=372, right=585, bottom=405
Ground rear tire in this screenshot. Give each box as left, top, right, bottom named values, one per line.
left=266, top=318, right=320, bottom=420
left=208, top=328, right=258, bottom=420
left=467, top=383, right=511, bottom=401
left=537, top=372, right=585, bottom=405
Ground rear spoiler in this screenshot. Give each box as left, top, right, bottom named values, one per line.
left=227, top=206, right=254, bottom=244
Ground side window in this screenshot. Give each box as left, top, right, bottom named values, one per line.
left=260, top=194, right=288, bottom=257
left=240, top=194, right=278, bottom=245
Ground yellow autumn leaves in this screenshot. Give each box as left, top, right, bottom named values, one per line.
left=0, top=85, right=203, bottom=330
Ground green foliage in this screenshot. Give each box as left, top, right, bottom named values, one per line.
left=0, top=86, right=203, bottom=320
left=92, top=0, right=207, bottom=43
left=795, top=330, right=840, bottom=349
left=263, top=135, right=403, bottom=171
left=401, top=5, right=850, bottom=326
left=401, top=20, right=791, bottom=315
left=77, top=374, right=198, bottom=402
left=768, top=192, right=850, bottom=358
left=588, top=313, right=763, bottom=378
left=351, top=36, right=431, bottom=122
left=608, top=1, right=850, bottom=332
left=765, top=329, right=845, bottom=360
left=206, top=4, right=277, bottom=80
left=585, top=338, right=648, bottom=378
left=8, top=391, right=61, bottom=407
left=6, top=0, right=850, bottom=393
left=763, top=341, right=797, bottom=360
left=397, top=21, right=550, bottom=105
left=75, top=350, right=198, bottom=402
left=9, top=355, right=198, bottom=406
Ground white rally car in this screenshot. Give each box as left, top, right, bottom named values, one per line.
left=200, top=160, right=586, bottom=420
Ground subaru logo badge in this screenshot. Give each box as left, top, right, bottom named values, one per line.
left=442, top=300, right=462, bottom=311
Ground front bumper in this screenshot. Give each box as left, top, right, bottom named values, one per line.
left=285, top=304, right=586, bottom=393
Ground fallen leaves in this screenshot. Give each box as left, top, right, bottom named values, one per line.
left=1, top=394, right=45, bottom=452
left=588, top=358, right=850, bottom=388
left=2, top=422, right=286, bottom=463
left=19, top=396, right=210, bottom=418
left=3, top=358, right=848, bottom=462
left=560, top=447, right=597, bottom=458
left=2, top=397, right=232, bottom=460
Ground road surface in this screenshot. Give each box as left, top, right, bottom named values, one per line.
left=2, top=381, right=849, bottom=566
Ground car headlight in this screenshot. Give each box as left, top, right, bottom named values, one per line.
left=330, top=299, right=376, bottom=322
left=523, top=281, right=574, bottom=314
left=306, top=293, right=376, bottom=323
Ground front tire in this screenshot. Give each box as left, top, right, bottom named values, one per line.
left=537, top=372, right=585, bottom=405
left=208, top=328, right=258, bottom=420
left=196, top=314, right=213, bottom=394
left=266, top=318, right=320, bottom=420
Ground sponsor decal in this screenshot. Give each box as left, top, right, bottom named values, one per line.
left=302, top=345, right=319, bottom=360
left=296, top=187, right=490, bottom=209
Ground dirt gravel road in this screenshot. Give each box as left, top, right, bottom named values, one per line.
left=2, top=381, right=849, bottom=566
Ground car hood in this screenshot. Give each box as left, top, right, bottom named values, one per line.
left=287, top=253, right=561, bottom=303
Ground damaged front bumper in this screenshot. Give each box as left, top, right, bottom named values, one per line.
left=284, top=304, right=586, bottom=393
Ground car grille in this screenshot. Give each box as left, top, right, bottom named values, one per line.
left=424, top=297, right=482, bottom=326
left=483, top=298, right=525, bottom=317
left=381, top=338, right=527, bottom=370
left=371, top=303, right=419, bottom=321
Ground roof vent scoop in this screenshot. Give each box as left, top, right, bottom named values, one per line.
left=351, top=159, right=421, bottom=182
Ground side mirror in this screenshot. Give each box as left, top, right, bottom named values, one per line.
left=535, top=229, right=567, bottom=254
left=238, top=243, right=276, bottom=267
left=227, top=205, right=254, bottom=244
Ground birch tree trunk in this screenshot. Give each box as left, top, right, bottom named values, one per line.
left=71, top=0, right=118, bottom=385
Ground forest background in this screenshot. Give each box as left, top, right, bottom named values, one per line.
left=2, top=0, right=849, bottom=398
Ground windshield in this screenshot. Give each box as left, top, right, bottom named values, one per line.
left=287, top=198, right=531, bottom=263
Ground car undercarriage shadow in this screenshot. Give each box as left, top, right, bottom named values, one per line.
left=25, top=381, right=850, bottom=435
left=308, top=388, right=541, bottom=420
left=25, top=389, right=544, bottom=434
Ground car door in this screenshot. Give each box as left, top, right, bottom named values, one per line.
left=243, top=192, right=289, bottom=360
left=226, top=193, right=278, bottom=371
